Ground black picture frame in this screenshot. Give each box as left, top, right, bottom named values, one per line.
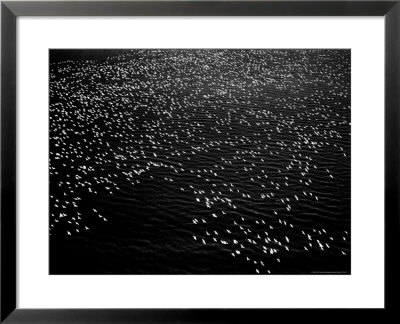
left=1, top=0, right=399, bottom=322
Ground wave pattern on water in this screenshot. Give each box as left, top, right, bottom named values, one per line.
left=49, top=49, right=350, bottom=274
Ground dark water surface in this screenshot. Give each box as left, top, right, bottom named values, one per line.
left=49, top=49, right=350, bottom=274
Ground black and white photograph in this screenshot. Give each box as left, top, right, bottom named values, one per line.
left=49, top=49, right=351, bottom=275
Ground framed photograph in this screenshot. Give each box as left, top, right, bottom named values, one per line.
left=1, top=0, right=399, bottom=322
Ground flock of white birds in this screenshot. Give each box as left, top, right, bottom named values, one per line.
left=50, top=49, right=350, bottom=274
